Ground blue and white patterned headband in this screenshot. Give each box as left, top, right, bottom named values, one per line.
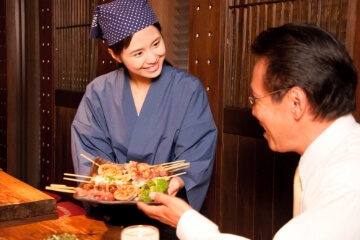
left=90, top=0, right=158, bottom=46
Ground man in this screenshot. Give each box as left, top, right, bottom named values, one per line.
left=138, top=22, right=360, bottom=239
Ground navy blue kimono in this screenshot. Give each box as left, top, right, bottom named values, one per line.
left=71, top=63, right=217, bottom=211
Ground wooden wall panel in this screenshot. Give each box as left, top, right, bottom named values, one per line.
left=54, top=106, right=77, bottom=187
left=234, top=136, right=256, bottom=237
left=220, top=133, right=243, bottom=234
left=221, top=132, right=299, bottom=238
left=253, top=140, right=274, bottom=239
left=273, top=152, right=299, bottom=231
left=96, top=39, right=117, bottom=77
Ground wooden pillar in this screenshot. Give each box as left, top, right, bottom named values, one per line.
left=6, top=0, right=26, bottom=179
left=353, top=1, right=360, bottom=122
left=0, top=0, right=7, bottom=171
left=188, top=0, right=225, bottom=224
left=39, top=0, right=54, bottom=188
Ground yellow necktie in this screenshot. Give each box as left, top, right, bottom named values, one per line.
left=293, top=166, right=302, bottom=217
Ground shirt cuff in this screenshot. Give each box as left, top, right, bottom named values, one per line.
left=176, top=209, right=220, bottom=240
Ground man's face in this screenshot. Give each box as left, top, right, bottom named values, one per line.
left=250, top=58, right=294, bottom=152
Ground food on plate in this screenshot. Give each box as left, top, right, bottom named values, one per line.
left=95, top=160, right=169, bottom=181
left=98, top=163, right=125, bottom=178
left=73, top=158, right=174, bottom=202
left=139, top=178, right=169, bottom=202
left=43, top=158, right=189, bottom=203
left=113, top=184, right=139, bottom=201
left=122, top=160, right=169, bottom=181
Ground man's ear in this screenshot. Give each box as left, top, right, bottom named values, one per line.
left=108, top=48, right=122, bottom=63
left=289, top=87, right=307, bottom=121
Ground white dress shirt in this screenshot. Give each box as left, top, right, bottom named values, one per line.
left=274, top=114, right=360, bottom=239
left=177, top=209, right=249, bottom=240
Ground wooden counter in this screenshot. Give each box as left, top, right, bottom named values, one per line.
left=0, top=215, right=123, bottom=240
left=0, top=170, right=58, bottom=227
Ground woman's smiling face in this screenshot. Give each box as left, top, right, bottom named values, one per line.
left=119, top=25, right=166, bottom=81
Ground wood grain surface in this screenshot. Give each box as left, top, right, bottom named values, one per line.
left=0, top=170, right=58, bottom=227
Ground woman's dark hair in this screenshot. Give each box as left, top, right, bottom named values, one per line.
left=108, top=22, right=162, bottom=68
left=251, top=22, right=358, bottom=120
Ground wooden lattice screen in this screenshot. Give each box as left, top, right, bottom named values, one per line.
left=225, top=0, right=352, bottom=109
left=53, top=0, right=98, bottom=92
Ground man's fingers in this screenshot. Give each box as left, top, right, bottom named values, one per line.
left=150, top=192, right=170, bottom=204
left=137, top=192, right=169, bottom=212
left=137, top=202, right=160, bottom=218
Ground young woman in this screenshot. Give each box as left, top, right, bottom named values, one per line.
left=71, top=0, right=217, bottom=238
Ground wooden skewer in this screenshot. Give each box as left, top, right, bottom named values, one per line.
left=167, top=171, right=187, bottom=178
left=45, top=186, right=75, bottom=194
left=167, top=162, right=189, bottom=167
left=80, top=153, right=100, bottom=167
left=167, top=166, right=190, bottom=172
left=154, top=172, right=187, bottom=181
left=63, top=177, right=91, bottom=184
left=64, top=173, right=92, bottom=178
left=166, top=161, right=189, bottom=166
left=49, top=184, right=68, bottom=188
left=166, top=160, right=186, bottom=165
left=159, top=160, right=185, bottom=166
left=164, top=163, right=190, bottom=171
left=149, top=160, right=186, bottom=168
left=50, top=184, right=76, bottom=189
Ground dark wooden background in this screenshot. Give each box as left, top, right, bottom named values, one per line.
left=1, top=0, right=360, bottom=239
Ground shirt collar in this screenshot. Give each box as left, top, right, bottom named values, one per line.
left=299, top=114, right=357, bottom=186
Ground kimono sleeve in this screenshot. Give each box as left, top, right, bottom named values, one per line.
left=71, top=82, right=115, bottom=176
left=175, top=81, right=218, bottom=211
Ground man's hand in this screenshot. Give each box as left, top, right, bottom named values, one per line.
left=137, top=192, right=192, bottom=228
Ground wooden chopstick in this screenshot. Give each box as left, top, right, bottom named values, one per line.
left=80, top=153, right=100, bottom=167
left=64, top=173, right=92, bottom=178
left=63, top=177, right=91, bottom=184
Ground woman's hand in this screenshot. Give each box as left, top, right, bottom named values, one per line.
left=167, top=176, right=184, bottom=197
left=137, top=192, right=192, bottom=228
